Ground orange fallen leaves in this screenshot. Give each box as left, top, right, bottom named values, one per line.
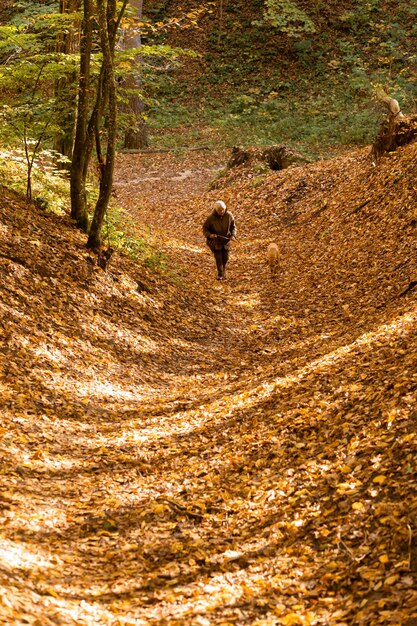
left=2, top=144, right=417, bottom=624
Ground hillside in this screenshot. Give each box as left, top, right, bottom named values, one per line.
left=144, top=0, right=417, bottom=153
left=1, top=141, right=417, bottom=625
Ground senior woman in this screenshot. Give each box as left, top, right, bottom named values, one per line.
left=202, top=200, right=237, bottom=280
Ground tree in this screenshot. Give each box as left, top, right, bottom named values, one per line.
left=0, top=64, right=54, bottom=201
left=70, top=0, right=93, bottom=231
left=1, top=0, right=195, bottom=247
left=70, top=0, right=189, bottom=247
left=87, top=0, right=128, bottom=250
left=53, top=0, right=80, bottom=159
left=0, top=10, right=75, bottom=198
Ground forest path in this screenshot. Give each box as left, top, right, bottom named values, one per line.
left=2, top=146, right=417, bottom=626
left=113, top=148, right=279, bottom=406
left=114, top=149, right=335, bottom=392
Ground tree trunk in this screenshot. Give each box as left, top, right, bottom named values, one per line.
left=121, top=0, right=149, bottom=149
left=87, top=0, right=121, bottom=250
left=123, top=93, right=148, bottom=149
left=54, top=0, right=80, bottom=160
left=70, top=0, right=92, bottom=231
left=371, top=88, right=406, bottom=162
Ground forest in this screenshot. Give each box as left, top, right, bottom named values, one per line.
left=1, top=1, right=417, bottom=625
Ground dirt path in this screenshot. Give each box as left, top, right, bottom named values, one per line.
left=114, top=149, right=271, bottom=385
left=114, top=150, right=304, bottom=365
left=113, top=150, right=368, bottom=393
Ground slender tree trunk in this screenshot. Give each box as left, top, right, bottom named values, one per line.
left=70, top=0, right=92, bottom=231
left=123, top=89, right=148, bottom=149
left=54, top=0, right=80, bottom=160
left=83, top=64, right=106, bottom=185
left=121, top=0, right=148, bottom=149
left=21, top=64, right=51, bottom=201
left=87, top=0, right=121, bottom=250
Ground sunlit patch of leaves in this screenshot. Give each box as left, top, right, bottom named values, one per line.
left=0, top=148, right=69, bottom=214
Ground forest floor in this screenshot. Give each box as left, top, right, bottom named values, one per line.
left=1, top=142, right=417, bottom=626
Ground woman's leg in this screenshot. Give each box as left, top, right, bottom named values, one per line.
left=221, top=247, right=230, bottom=277
left=213, top=249, right=224, bottom=278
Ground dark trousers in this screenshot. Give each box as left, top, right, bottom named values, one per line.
left=213, top=247, right=230, bottom=277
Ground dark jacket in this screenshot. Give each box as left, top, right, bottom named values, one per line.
left=202, top=209, right=237, bottom=251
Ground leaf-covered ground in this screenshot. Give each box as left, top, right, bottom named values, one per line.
left=1, top=142, right=417, bottom=626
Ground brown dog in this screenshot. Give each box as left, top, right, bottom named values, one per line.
left=267, top=243, right=279, bottom=275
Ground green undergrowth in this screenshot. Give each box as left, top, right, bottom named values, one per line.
left=0, top=149, right=176, bottom=278
left=147, top=85, right=383, bottom=157
left=0, top=149, right=70, bottom=214
left=104, top=206, right=171, bottom=273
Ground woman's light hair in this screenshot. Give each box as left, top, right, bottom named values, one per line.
left=214, top=200, right=227, bottom=211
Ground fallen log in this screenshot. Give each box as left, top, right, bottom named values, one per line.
left=119, top=145, right=213, bottom=154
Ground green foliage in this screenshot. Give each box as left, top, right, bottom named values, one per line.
left=255, top=0, right=316, bottom=36
left=0, top=5, right=192, bottom=167
left=0, top=18, right=79, bottom=151
left=0, top=100, right=58, bottom=144
left=8, top=1, right=58, bottom=25
left=149, top=79, right=379, bottom=157
left=0, top=149, right=70, bottom=214
left=229, top=95, right=257, bottom=115
left=101, top=204, right=169, bottom=274
left=144, top=249, right=168, bottom=271
left=145, top=0, right=417, bottom=158
left=339, top=1, right=380, bottom=35
left=101, top=206, right=147, bottom=259
left=293, top=39, right=313, bottom=65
